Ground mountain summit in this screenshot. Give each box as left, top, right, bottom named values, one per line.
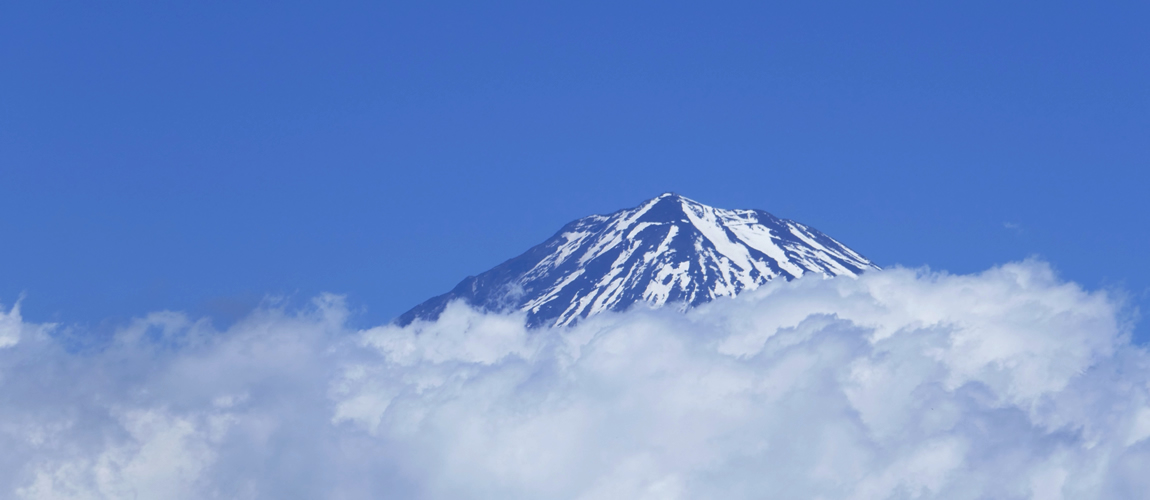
left=399, top=193, right=879, bottom=327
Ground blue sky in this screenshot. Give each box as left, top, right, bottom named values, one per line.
left=2, top=1, right=1147, bottom=338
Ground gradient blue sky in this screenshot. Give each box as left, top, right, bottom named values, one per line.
left=2, top=2, right=1147, bottom=338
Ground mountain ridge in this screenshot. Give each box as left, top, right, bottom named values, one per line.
left=398, top=193, right=879, bottom=327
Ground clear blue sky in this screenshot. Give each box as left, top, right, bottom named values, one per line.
left=2, top=2, right=1147, bottom=339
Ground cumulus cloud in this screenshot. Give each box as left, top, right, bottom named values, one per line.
left=1, top=261, right=1148, bottom=499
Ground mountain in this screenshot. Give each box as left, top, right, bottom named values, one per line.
left=398, top=193, right=879, bottom=327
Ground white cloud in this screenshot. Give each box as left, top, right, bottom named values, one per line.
left=0, top=300, right=50, bottom=349
left=1, top=261, right=1148, bottom=499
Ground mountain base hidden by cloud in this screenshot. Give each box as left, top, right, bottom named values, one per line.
left=0, top=260, right=1147, bottom=499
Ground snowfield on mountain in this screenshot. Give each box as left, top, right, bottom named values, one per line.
left=400, top=193, right=879, bottom=327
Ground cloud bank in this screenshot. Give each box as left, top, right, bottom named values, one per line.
left=1, top=260, right=1147, bottom=499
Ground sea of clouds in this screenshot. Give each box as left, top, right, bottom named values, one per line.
left=1, top=260, right=1148, bottom=499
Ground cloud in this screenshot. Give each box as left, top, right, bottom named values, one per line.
left=0, top=262, right=1148, bottom=499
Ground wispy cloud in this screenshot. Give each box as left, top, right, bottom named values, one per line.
left=0, top=261, right=1146, bottom=499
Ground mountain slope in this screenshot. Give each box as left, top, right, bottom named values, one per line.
left=398, top=193, right=879, bottom=327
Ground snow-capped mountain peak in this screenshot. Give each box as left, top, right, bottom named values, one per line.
left=399, top=193, right=878, bottom=327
